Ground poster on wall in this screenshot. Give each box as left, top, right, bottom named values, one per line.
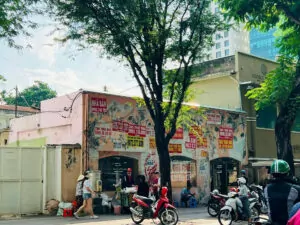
left=169, top=144, right=182, bottom=153
left=112, top=120, right=146, bottom=137
left=218, top=126, right=234, bottom=149
left=185, top=136, right=197, bottom=149
left=207, top=112, right=222, bottom=125
left=91, top=97, right=108, bottom=113
left=149, top=137, right=156, bottom=149
left=144, top=153, right=159, bottom=180
left=127, top=136, right=144, bottom=147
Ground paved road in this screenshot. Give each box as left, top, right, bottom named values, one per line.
left=0, top=208, right=256, bottom=225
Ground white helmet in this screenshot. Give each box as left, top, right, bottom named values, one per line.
left=212, top=189, right=219, bottom=195
left=237, top=177, right=246, bottom=185
left=228, top=192, right=238, bottom=198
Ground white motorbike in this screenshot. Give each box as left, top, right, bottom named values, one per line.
left=218, top=192, right=260, bottom=225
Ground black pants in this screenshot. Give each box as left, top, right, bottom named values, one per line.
left=181, top=194, right=192, bottom=207
left=76, top=195, right=83, bottom=210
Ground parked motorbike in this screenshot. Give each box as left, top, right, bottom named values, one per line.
left=218, top=192, right=260, bottom=225
left=207, top=189, right=228, bottom=217
left=130, top=186, right=178, bottom=225
left=249, top=184, right=268, bottom=214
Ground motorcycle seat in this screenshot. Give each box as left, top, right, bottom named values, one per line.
left=135, top=195, right=154, bottom=204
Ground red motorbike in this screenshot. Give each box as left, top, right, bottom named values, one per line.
left=207, top=189, right=228, bottom=217
left=130, top=187, right=178, bottom=225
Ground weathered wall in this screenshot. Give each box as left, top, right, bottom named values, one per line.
left=61, top=146, right=82, bottom=202
left=85, top=93, right=247, bottom=199
left=190, top=76, right=241, bottom=110
left=8, top=91, right=83, bottom=147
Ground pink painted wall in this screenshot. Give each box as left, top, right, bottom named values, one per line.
left=8, top=91, right=83, bottom=146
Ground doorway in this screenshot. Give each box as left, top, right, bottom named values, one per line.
left=210, top=158, right=240, bottom=194
left=99, top=156, right=138, bottom=191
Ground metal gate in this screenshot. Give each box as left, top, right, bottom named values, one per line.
left=0, top=147, right=43, bottom=215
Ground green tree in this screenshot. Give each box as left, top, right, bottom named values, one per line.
left=46, top=0, right=227, bottom=193
left=219, top=0, right=300, bottom=175
left=0, top=0, right=38, bottom=48
left=2, top=81, right=57, bottom=108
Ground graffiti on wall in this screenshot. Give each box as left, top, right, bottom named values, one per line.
left=87, top=94, right=247, bottom=191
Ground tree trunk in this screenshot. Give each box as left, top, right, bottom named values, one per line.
left=275, top=109, right=295, bottom=176
left=155, top=118, right=172, bottom=201
left=275, top=84, right=300, bottom=176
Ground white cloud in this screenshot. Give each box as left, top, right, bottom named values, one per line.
left=24, top=68, right=85, bottom=95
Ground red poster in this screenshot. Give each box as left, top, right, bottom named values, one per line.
left=207, top=113, right=221, bottom=124
left=128, top=124, right=136, bottom=136
left=140, top=126, right=146, bottom=137
left=185, top=137, right=197, bottom=149
left=219, top=127, right=234, bottom=140
left=117, top=120, right=123, bottom=132
left=172, top=127, right=184, bottom=139
left=123, top=122, right=129, bottom=133
left=91, top=97, right=107, bottom=113
left=112, top=120, right=118, bottom=131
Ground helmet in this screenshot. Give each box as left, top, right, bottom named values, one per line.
left=229, top=187, right=238, bottom=193
left=270, top=159, right=290, bottom=174
left=161, top=186, right=168, bottom=196
left=228, top=192, right=238, bottom=198
left=241, top=170, right=246, bottom=175
left=237, top=177, right=246, bottom=185
left=127, top=168, right=132, bottom=172
left=212, top=189, right=219, bottom=195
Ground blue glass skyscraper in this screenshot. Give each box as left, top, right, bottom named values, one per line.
left=250, top=28, right=279, bottom=61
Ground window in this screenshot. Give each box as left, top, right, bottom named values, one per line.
left=225, top=49, right=230, bottom=56
left=224, top=40, right=229, bottom=47
left=216, top=51, right=221, bottom=58
left=256, top=105, right=277, bottom=129
left=216, top=42, right=221, bottom=49
left=216, top=33, right=222, bottom=40
left=224, top=31, right=229, bottom=38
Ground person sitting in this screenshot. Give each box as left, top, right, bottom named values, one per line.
left=264, top=160, right=300, bottom=225
left=180, top=180, right=195, bottom=207
left=225, top=191, right=243, bottom=220
left=137, top=175, right=149, bottom=197
left=237, top=177, right=251, bottom=223
left=288, top=202, right=300, bottom=225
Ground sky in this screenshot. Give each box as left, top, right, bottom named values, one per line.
left=0, top=16, right=142, bottom=98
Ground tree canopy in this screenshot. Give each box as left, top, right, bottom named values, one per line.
left=0, top=0, right=38, bottom=48
left=219, top=0, right=300, bottom=174
left=1, top=81, right=57, bottom=108
left=46, top=0, right=228, bottom=190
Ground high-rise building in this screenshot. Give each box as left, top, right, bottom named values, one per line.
left=250, top=28, right=279, bottom=61
left=208, top=2, right=250, bottom=60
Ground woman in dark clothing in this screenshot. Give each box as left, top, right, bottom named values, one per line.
left=137, top=175, right=149, bottom=197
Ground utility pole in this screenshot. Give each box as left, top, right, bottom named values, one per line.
left=15, top=86, right=18, bottom=118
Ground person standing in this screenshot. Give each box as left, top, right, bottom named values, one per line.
left=121, top=168, right=135, bottom=189
left=75, top=174, right=84, bottom=211
left=151, top=172, right=161, bottom=200
left=74, top=171, right=98, bottom=219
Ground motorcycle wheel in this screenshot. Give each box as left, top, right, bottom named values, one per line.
left=159, top=208, right=179, bottom=225
left=131, top=205, right=144, bottom=224
left=207, top=200, right=220, bottom=217
left=218, top=209, right=233, bottom=225
left=251, top=206, right=260, bottom=221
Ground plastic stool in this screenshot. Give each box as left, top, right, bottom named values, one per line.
left=173, top=200, right=179, bottom=208
left=189, top=198, right=197, bottom=208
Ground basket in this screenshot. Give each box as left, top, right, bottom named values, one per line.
left=63, top=209, right=73, bottom=217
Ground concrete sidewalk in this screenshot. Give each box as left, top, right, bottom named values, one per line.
left=0, top=207, right=208, bottom=224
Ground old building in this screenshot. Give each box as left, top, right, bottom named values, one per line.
left=8, top=91, right=247, bottom=200
left=0, top=105, right=38, bottom=146
left=189, top=51, right=300, bottom=184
